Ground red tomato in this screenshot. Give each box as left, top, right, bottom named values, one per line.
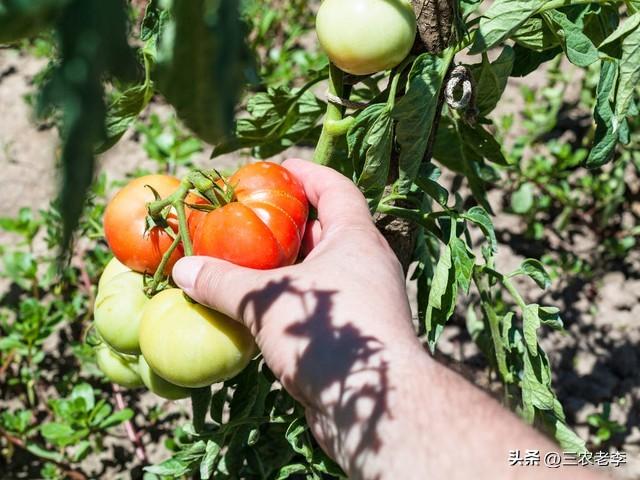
left=191, top=162, right=308, bottom=269
left=104, top=175, right=182, bottom=274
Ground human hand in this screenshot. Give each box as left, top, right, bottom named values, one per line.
left=172, top=158, right=424, bottom=474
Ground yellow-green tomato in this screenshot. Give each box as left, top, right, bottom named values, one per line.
left=138, top=355, right=191, bottom=400
left=95, top=345, right=143, bottom=388
left=94, top=271, right=148, bottom=354
left=139, top=289, right=255, bottom=388
left=315, top=0, right=416, bottom=75
left=98, top=257, right=131, bottom=290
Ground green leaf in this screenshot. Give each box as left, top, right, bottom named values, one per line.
left=614, top=21, right=640, bottom=128
left=415, top=163, right=449, bottom=207
left=97, top=81, right=154, bottom=153
left=511, top=16, right=560, bottom=51
left=71, top=383, right=94, bottom=411
left=41, top=422, right=75, bottom=443
left=470, top=0, right=546, bottom=54
left=585, top=60, right=618, bottom=168
left=199, top=440, right=221, bottom=480
left=542, top=9, right=598, bottom=67
left=212, top=81, right=325, bottom=158
left=519, top=259, right=551, bottom=289
left=470, top=47, right=515, bottom=116
left=275, top=464, right=308, bottom=480
left=39, top=0, right=137, bottom=250
left=427, top=243, right=452, bottom=311
left=98, top=408, right=133, bottom=429
left=539, top=306, right=564, bottom=330
left=356, top=109, right=394, bottom=211
left=392, top=51, right=452, bottom=192
left=451, top=237, right=475, bottom=294
left=433, top=119, right=495, bottom=212
left=0, top=0, right=70, bottom=43
left=459, top=122, right=508, bottom=166
left=599, top=12, right=640, bottom=56
left=462, top=206, right=497, bottom=254
left=523, top=304, right=541, bottom=356
left=511, top=44, right=562, bottom=77
left=155, top=0, right=256, bottom=144
left=25, top=442, right=64, bottom=463
left=511, top=182, right=534, bottom=213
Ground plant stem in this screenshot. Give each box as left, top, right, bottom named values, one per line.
left=313, top=63, right=347, bottom=169
left=176, top=200, right=192, bottom=256
left=112, top=384, right=148, bottom=464
left=148, top=231, right=182, bottom=295
left=502, top=277, right=528, bottom=311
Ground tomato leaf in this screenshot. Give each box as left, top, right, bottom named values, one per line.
left=511, top=44, right=562, bottom=77
left=155, top=0, right=256, bottom=144
left=470, top=0, right=546, bottom=54
left=517, top=259, right=551, bottom=290
left=542, top=9, right=598, bottom=67
left=470, top=46, right=515, bottom=116
left=585, top=60, right=618, bottom=168
left=392, top=51, right=452, bottom=193
left=0, top=0, right=70, bottom=43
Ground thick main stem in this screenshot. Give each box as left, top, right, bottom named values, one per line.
left=313, top=63, right=346, bottom=169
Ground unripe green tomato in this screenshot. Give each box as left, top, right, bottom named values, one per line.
left=98, top=257, right=130, bottom=290
left=95, top=345, right=143, bottom=388
left=139, top=289, right=256, bottom=388
left=138, top=355, right=191, bottom=400
left=94, top=271, right=148, bottom=355
left=315, top=0, right=416, bottom=75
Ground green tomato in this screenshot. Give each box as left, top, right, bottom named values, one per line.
left=94, top=270, right=148, bottom=354
left=95, top=345, right=143, bottom=388
left=315, top=0, right=416, bottom=75
left=139, top=289, right=256, bottom=388
left=138, top=355, right=191, bottom=400
left=98, top=257, right=130, bottom=290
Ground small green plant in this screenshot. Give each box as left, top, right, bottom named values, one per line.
left=587, top=403, right=626, bottom=447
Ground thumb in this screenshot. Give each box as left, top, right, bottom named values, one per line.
left=172, top=256, right=267, bottom=325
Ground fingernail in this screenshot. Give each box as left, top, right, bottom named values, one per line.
left=172, top=257, right=204, bottom=291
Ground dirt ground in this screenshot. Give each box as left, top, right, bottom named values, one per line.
left=1, top=47, right=639, bottom=479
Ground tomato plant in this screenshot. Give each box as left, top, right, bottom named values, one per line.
left=315, top=0, right=417, bottom=75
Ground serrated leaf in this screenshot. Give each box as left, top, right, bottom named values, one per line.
left=451, top=237, right=475, bottom=294
left=523, top=304, right=541, bottom=356
left=586, top=60, right=618, bottom=168
left=462, top=206, right=497, bottom=254
left=470, top=0, right=546, bottom=54
left=212, top=81, right=325, bottom=158
left=155, top=0, right=256, bottom=144
left=542, top=9, right=598, bottom=67
left=392, top=51, right=452, bottom=192
left=470, top=47, right=515, bottom=116
left=199, top=440, right=221, bottom=480
left=519, top=258, right=551, bottom=289
left=614, top=21, right=640, bottom=127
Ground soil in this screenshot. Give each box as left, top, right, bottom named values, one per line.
left=1, top=45, right=639, bottom=480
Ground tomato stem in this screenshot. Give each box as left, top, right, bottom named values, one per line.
left=148, top=230, right=182, bottom=296
left=313, top=63, right=349, bottom=171
left=175, top=200, right=193, bottom=256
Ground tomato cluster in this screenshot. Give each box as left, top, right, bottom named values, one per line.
left=93, top=162, right=308, bottom=398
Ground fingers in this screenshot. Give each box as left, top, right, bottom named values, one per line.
left=172, top=256, right=268, bottom=327
left=282, top=158, right=372, bottom=232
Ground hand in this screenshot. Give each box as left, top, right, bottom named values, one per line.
left=172, top=158, right=424, bottom=475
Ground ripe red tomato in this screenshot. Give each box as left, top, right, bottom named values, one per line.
left=191, top=162, right=308, bottom=269
left=104, top=175, right=182, bottom=274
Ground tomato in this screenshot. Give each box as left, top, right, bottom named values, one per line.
left=139, top=289, right=255, bottom=388
left=191, top=162, right=308, bottom=269
left=95, top=345, right=143, bottom=388
left=98, top=257, right=130, bottom=290
left=315, top=0, right=416, bottom=75
left=104, top=175, right=183, bottom=274
left=138, top=355, right=191, bottom=400
left=94, top=270, right=148, bottom=354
